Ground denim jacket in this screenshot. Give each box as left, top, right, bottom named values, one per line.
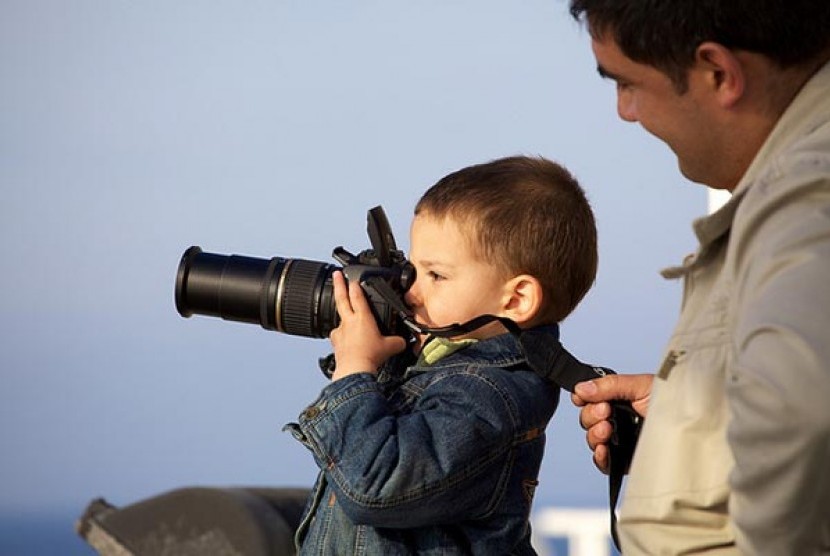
left=285, top=327, right=560, bottom=555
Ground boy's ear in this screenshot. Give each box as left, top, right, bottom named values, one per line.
left=501, top=274, right=543, bottom=325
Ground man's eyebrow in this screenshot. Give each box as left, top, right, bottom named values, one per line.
left=596, top=64, right=620, bottom=81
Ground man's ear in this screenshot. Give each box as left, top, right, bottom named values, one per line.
left=694, top=41, right=746, bottom=108
left=501, top=274, right=544, bottom=325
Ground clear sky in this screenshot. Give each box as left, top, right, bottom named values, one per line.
left=0, top=0, right=703, bottom=539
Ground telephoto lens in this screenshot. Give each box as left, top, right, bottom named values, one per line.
left=175, top=246, right=339, bottom=338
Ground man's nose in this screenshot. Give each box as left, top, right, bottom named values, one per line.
left=617, top=88, right=638, bottom=123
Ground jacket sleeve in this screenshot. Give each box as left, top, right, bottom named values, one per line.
left=728, top=164, right=830, bottom=554
left=296, top=370, right=530, bottom=528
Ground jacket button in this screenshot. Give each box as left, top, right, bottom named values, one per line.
left=303, top=406, right=320, bottom=419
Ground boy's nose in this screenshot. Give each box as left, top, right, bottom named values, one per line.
left=404, top=280, right=421, bottom=307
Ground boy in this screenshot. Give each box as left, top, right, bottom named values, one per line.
left=289, top=155, right=597, bottom=554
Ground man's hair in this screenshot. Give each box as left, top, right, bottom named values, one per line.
left=569, top=0, right=830, bottom=91
left=415, top=155, right=597, bottom=323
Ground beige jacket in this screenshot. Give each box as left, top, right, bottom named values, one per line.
left=618, top=60, right=830, bottom=555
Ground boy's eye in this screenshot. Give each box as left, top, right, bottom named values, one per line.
left=428, top=271, right=445, bottom=281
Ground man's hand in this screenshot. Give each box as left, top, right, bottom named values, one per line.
left=571, top=373, right=654, bottom=473
left=329, top=271, right=407, bottom=381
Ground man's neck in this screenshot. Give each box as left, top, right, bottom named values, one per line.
left=763, top=51, right=830, bottom=121
left=720, top=49, right=830, bottom=191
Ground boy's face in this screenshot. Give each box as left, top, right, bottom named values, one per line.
left=405, top=212, right=511, bottom=345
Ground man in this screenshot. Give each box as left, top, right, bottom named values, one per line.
left=567, top=1, right=830, bottom=554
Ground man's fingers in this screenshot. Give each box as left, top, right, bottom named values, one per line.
left=593, top=443, right=610, bottom=475
left=574, top=374, right=626, bottom=402
left=587, top=419, right=614, bottom=449
left=573, top=373, right=653, bottom=418
left=578, top=401, right=611, bottom=430
left=573, top=375, right=650, bottom=476
left=586, top=421, right=612, bottom=475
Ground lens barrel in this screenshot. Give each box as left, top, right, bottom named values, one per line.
left=175, top=246, right=339, bottom=338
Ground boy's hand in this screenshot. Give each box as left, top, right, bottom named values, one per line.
left=329, top=271, right=407, bottom=381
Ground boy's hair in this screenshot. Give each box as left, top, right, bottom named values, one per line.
left=415, top=155, right=597, bottom=323
left=569, top=0, right=830, bottom=92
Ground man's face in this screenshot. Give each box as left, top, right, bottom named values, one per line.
left=591, top=35, right=727, bottom=188
left=404, top=212, right=510, bottom=344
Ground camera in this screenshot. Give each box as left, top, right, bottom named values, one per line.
left=175, top=206, right=416, bottom=339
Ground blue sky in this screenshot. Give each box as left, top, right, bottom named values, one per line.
left=0, top=0, right=703, bottom=532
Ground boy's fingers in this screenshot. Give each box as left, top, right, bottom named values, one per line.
left=332, top=271, right=353, bottom=316
left=348, top=279, right=372, bottom=312
left=383, top=335, right=408, bottom=355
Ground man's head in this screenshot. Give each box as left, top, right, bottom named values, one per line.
left=569, top=0, right=830, bottom=93
left=569, top=0, right=830, bottom=191
left=408, top=156, right=597, bottom=329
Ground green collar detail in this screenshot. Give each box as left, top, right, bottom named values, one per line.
left=417, top=337, right=478, bottom=366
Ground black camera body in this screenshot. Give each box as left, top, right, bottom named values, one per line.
left=175, top=206, right=415, bottom=339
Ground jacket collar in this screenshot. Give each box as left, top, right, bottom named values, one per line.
left=408, top=324, right=561, bottom=372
